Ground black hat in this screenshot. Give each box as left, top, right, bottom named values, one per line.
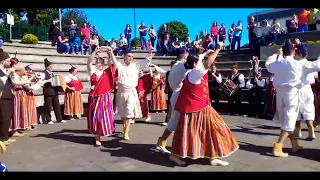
left=44, top=58, right=52, bottom=67
left=299, top=44, right=308, bottom=57
left=124, top=48, right=132, bottom=55
left=25, top=64, right=32, bottom=72
left=0, top=49, right=10, bottom=61
left=282, top=40, right=294, bottom=54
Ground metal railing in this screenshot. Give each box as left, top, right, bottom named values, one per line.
left=0, top=23, right=49, bottom=42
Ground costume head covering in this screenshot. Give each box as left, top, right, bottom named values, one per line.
left=10, top=52, right=19, bottom=67
left=44, top=58, right=52, bottom=67
left=299, top=44, right=308, bottom=57
left=124, top=48, right=132, bottom=56
left=176, top=47, right=187, bottom=58
left=69, top=64, right=76, bottom=73
left=282, top=39, right=294, bottom=54
left=25, top=64, right=33, bottom=72
left=0, top=49, right=10, bottom=62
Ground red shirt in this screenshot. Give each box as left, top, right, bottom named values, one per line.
left=210, top=26, right=219, bottom=36
left=298, top=10, right=310, bottom=25
left=81, top=27, right=90, bottom=38
left=202, top=37, right=213, bottom=47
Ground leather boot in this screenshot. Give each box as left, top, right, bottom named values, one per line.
left=157, top=137, right=167, bottom=147
left=272, top=143, right=289, bottom=157
left=0, top=141, right=6, bottom=154
left=293, top=127, right=302, bottom=138
left=306, top=126, right=316, bottom=140
left=291, top=139, right=303, bottom=153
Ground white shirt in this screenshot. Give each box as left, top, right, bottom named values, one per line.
left=266, top=55, right=320, bottom=88
left=230, top=73, right=245, bottom=88
left=210, top=72, right=222, bottom=84
left=246, top=77, right=266, bottom=89
left=298, top=58, right=316, bottom=85
left=168, top=60, right=191, bottom=92
left=154, top=65, right=167, bottom=77
left=114, top=57, right=151, bottom=89
left=0, top=67, right=20, bottom=85
left=64, top=73, right=79, bottom=83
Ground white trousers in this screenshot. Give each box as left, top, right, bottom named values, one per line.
left=116, top=86, right=142, bottom=119
left=273, top=87, right=299, bottom=132
left=167, top=91, right=181, bottom=132
left=297, top=85, right=315, bottom=121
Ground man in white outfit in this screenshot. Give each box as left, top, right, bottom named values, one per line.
left=293, top=44, right=317, bottom=140
left=265, top=41, right=320, bottom=158
left=107, top=48, right=151, bottom=140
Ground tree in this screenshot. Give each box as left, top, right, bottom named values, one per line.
left=157, top=21, right=189, bottom=41
left=199, top=31, right=205, bottom=40
left=61, top=9, right=91, bottom=34
left=130, top=37, right=140, bottom=48
left=99, top=36, right=106, bottom=46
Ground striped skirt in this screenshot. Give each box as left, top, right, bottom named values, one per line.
left=171, top=105, right=239, bottom=159
left=314, top=93, right=320, bottom=125
left=138, top=90, right=149, bottom=118
left=26, top=94, right=38, bottom=126
left=11, top=90, right=29, bottom=130
left=87, top=92, right=115, bottom=136
left=150, top=86, right=167, bottom=111
left=64, top=91, right=84, bottom=116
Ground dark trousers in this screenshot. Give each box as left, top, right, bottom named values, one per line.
left=165, top=91, right=173, bottom=123
left=227, top=89, right=242, bottom=115
left=150, top=36, right=156, bottom=48
left=308, top=24, right=317, bottom=31
left=209, top=90, right=220, bottom=112
left=43, top=95, right=62, bottom=123
left=248, top=90, right=264, bottom=117
left=0, top=99, right=13, bottom=141
left=51, top=34, right=58, bottom=46
left=248, top=33, right=256, bottom=50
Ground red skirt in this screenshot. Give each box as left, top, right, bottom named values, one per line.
left=138, top=90, right=149, bottom=118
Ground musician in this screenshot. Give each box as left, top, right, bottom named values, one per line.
left=40, top=58, right=66, bottom=125
left=9, top=58, right=33, bottom=137
left=64, top=65, right=84, bottom=120
left=150, top=67, right=167, bottom=113
left=87, top=48, right=117, bottom=146
left=246, top=69, right=266, bottom=118
left=227, top=64, right=245, bottom=116
left=0, top=50, right=23, bottom=146
left=136, top=70, right=152, bottom=122
left=264, top=74, right=276, bottom=118
left=23, top=65, right=41, bottom=130
left=208, top=64, right=222, bottom=111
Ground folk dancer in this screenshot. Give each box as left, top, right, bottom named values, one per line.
left=227, top=64, right=245, bottom=116
left=170, top=43, right=239, bottom=166
left=9, top=58, right=33, bottom=136
left=23, top=65, right=42, bottom=130
left=265, top=41, right=320, bottom=158
left=108, top=47, right=151, bottom=140
left=312, top=71, right=320, bottom=127
left=64, top=65, right=84, bottom=120
left=87, top=48, right=117, bottom=146
left=161, top=48, right=188, bottom=126
left=293, top=45, right=316, bottom=140
left=264, top=74, right=277, bottom=118
left=136, top=70, right=152, bottom=122
left=150, top=67, right=167, bottom=113
left=246, top=68, right=266, bottom=118
left=40, top=58, right=66, bottom=125
left=0, top=50, right=24, bottom=146
left=155, top=49, right=212, bottom=158
left=208, top=64, right=222, bottom=111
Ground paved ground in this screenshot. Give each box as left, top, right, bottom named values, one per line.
left=1, top=113, right=320, bottom=171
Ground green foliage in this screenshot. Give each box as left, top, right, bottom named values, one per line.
left=99, top=36, right=106, bottom=46
left=114, top=39, right=119, bottom=44
left=131, top=37, right=140, bottom=48
left=198, top=31, right=205, bottom=40
left=61, top=9, right=91, bottom=35
left=157, top=21, right=189, bottom=41
left=21, top=34, right=39, bottom=44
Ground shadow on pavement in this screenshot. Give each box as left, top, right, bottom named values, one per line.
left=231, top=126, right=278, bottom=137
left=100, top=138, right=176, bottom=168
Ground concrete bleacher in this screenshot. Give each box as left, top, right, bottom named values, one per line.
left=2, top=41, right=266, bottom=119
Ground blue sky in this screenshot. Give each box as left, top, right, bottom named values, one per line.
left=80, top=8, right=271, bottom=44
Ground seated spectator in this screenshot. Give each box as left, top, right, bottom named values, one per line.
left=116, top=33, right=128, bottom=56
left=161, top=33, right=172, bottom=56
left=184, top=37, right=192, bottom=52
left=81, top=37, right=91, bottom=55
left=172, top=36, right=182, bottom=53
left=202, top=34, right=215, bottom=51
left=286, top=14, right=298, bottom=33
left=56, top=32, right=71, bottom=54
left=90, top=34, right=99, bottom=52
left=269, top=18, right=281, bottom=45
left=109, top=38, right=118, bottom=55
left=191, top=35, right=203, bottom=54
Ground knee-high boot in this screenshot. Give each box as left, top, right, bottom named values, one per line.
left=272, top=143, right=289, bottom=157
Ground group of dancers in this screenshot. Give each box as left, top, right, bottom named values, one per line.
left=1, top=38, right=320, bottom=168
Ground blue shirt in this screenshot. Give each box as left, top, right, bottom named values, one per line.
left=233, top=25, right=242, bottom=38
left=139, top=26, right=147, bottom=36
left=92, top=30, right=99, bottom=38
left=68, top=25, right=78, bottom=38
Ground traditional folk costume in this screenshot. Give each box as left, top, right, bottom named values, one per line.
left=208, top=69, right=222, bottom=111
left=171, top=62, right=239, bottom=165
left=312, top=72, right=320, bottom=127
left=64, top=68, right=84, bottom=119
left=136, top=72, right=152, bottom=120
left=150, top=71, right=167, bottom=112
left=227, top=65, right=245, bottom=116
left=40, top=58, right=65, bottom=124
left=264, top=75, right=276, bottom=117
left=266, top=42, right=320, bottom=158
left=88, top=65, right=117, bottom=137
left=246, top=71, right=266, bottom=118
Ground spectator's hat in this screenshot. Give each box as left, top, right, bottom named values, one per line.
left=44, top=58, right=53, bottom=67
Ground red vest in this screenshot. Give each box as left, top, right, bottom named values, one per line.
left=175, top=72, right=210, bottom=113
left=136, top=74, right=152, bottom=93
left=67, top=78, right=84, bottom=92
left=312, top=72, right=320, bottom=94
left=90, top=66, right=117, bottom=97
